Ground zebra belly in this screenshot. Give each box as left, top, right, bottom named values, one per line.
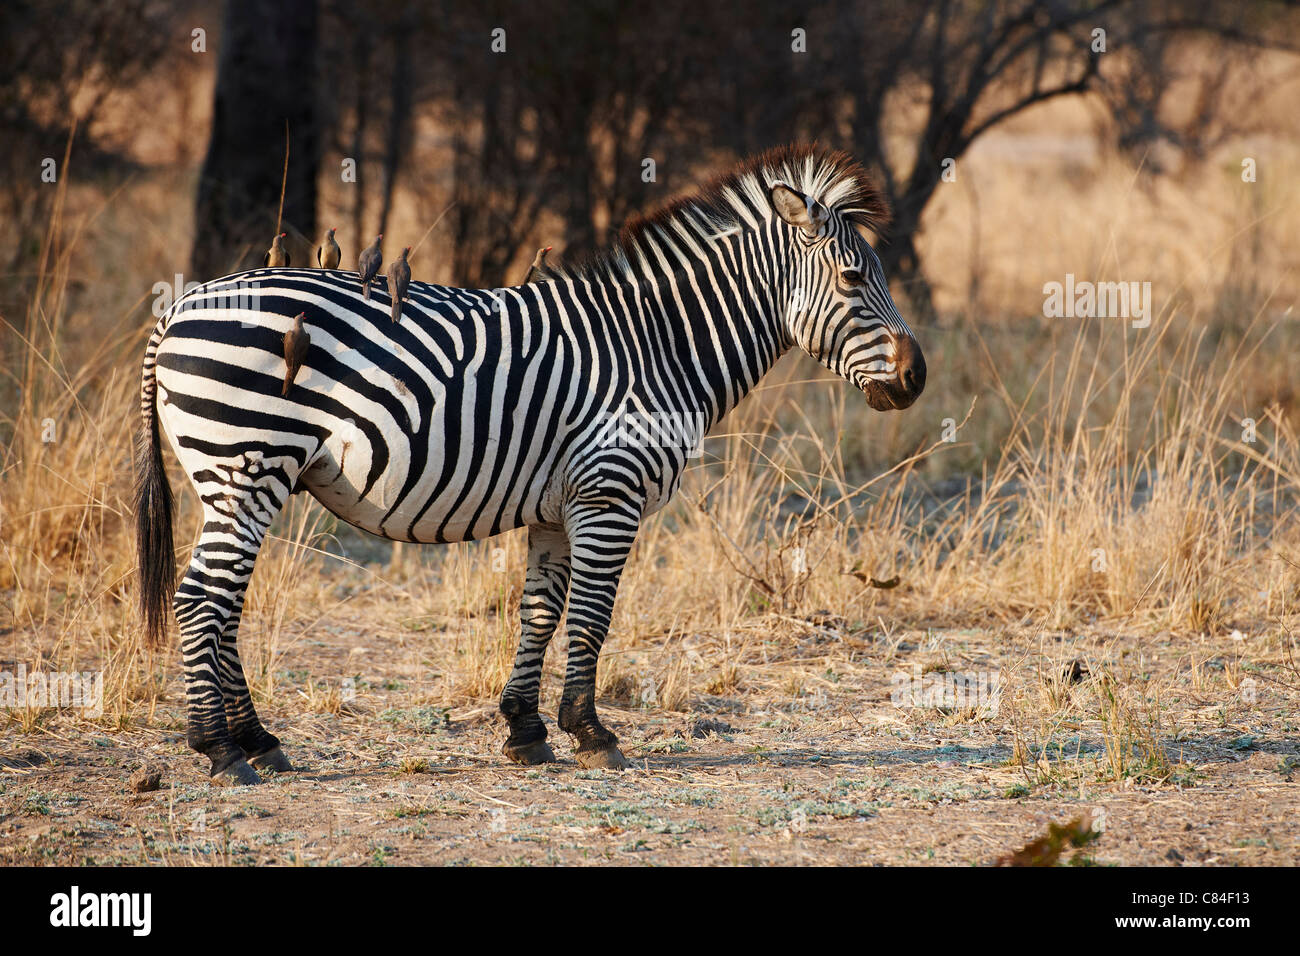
left=299, top=429, right=553, bottom=544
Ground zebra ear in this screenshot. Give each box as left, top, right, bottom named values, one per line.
left=770, top=183, right=829, bottom=237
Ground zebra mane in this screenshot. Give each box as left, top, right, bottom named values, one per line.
left=547, top=143, right=891, bottom=283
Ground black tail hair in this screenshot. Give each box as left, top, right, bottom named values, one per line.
left=134, top=384, right=174, bottom=649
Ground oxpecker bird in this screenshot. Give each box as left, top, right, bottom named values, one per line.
left=317, top=227, right=341, bottom=269
left=281, top=312, right=310, bottom=396
left=388, top=247, right=411, bottom=323
left=358, top=234, right=384, bottom=300
left=523, top=246, right=553, bottom=284
left=264, top=232, right=290, bottom=267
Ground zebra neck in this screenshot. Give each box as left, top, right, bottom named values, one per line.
left=609, top=227, right=790, bottom=434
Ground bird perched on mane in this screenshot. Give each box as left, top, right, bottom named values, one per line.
left=264, top=232, right=290, bottom=267
left=282, top=312, right=310, bottom=397
left=388, top=247, right=411, bottom=324
left=316, top=227, right=341, bottom=269
left=523, top=246, right=553, bottom=284
left=358, top=234, right=384, bottom=300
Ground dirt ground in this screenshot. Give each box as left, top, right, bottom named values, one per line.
left=3, top=610, right=1297, bottom=867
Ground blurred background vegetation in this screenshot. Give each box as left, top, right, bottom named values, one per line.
left=2, top=1, right=1295, bottom=294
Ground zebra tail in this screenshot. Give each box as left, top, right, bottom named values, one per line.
left=134, top=323, right=175, bottom=649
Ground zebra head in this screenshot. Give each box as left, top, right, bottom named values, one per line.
left=770, top=182, right=925, bottom=411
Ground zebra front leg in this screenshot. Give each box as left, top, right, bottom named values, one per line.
left=556, top=502, right=640, bottom=770
left=218, top=596, right=292, bottom=773
left=500, top=524, right=571, bottom=765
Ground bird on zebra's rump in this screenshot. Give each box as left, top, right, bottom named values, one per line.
left=357, top=233, right=383, bottom=299
left=135, top=143, right=926, bottom=784
left=388, top=246, right=411, bottom=323
left=281, top=312, right=310, bottom=396
left=264, top=232, right=289, bottom=267
left=316, top=227, right=341, bottom=269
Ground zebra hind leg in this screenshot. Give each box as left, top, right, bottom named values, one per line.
left=500, top=525, right=571, bottom=765
left=556, top=502, right=640, bottom=770
left=176, top=497, right=287, bottom=785
left=218, top=596, right=293, bottom=773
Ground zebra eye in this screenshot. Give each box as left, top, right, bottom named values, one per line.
left=840, top=269, right=864, bottom=286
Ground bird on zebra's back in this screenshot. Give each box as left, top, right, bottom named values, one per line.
left=264, top=232, right=289, bottom=267
left=388, top=247, right=411, bottom=323
left=522, top=246, right=553, bottom=284
left=137, top=143, right=927, bottom=784
left=316, top=227, right=341, bottom=269
left=357, top=233, right=383, bottom=299
left=281, top=312, right=310, bottom=397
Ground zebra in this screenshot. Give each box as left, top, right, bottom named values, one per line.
left=135, top=143, right=926, bottom=784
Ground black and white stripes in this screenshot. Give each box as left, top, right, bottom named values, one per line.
left=136, top=144, right=925, bottom=782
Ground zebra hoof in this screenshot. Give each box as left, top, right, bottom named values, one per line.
left=575, top=745, right=631, bottom=771
left=503, top=739, right=556, bottom=766
left=247, top=745, right=293, bottom=773
left=212, top=758, right=262, bottom=786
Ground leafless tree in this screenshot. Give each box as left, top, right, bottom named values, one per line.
left=191, top=0, right=321, bottom=278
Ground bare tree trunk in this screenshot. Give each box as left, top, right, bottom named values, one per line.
left=880, top=180, right=943, bottom=322
left=376, top=19, right=412, bottom=237
left=348, top=23, right=371, bottom=260
left=191, top=0, right=320, bottom=279
left=882, top=230, right=938, bottom=323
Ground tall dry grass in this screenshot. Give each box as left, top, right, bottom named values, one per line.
left=612, top=308, right=1300, bottom=643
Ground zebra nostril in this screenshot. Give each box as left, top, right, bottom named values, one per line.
left=894, top=336, right=926, bottom=399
